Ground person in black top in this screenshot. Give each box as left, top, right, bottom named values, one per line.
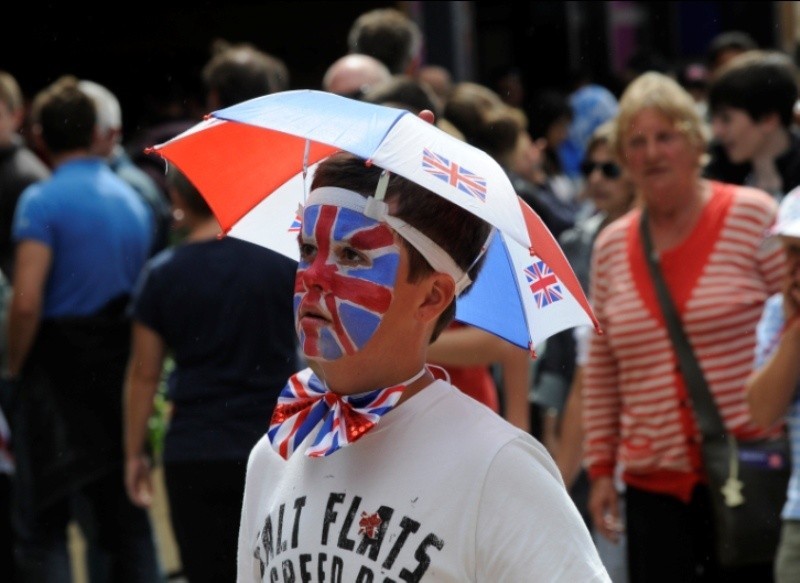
left=124, top=167, right=299, bottom=583
left=705, top=50, right=800, bottom=200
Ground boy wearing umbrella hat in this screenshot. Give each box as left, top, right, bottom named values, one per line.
left=236, top=151, right=609, bottom=582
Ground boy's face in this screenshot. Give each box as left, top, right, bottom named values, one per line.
left=294, top=202, right=402, bottom=361
left=711, top=105, right=772, bottom=164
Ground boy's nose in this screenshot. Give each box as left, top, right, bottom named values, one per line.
left=302, top=257, right=335, bottom=290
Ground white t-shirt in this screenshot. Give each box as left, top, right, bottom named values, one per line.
left=238, top=380, right=610, bottom=582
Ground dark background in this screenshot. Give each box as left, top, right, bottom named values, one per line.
left=0, top=2, right=783, bottom=143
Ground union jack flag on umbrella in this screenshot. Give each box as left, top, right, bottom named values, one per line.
left=422, top=148, right=487, bottom=202
left=525, top=260, right=563, bottom=309
left=150, top=90, right=600, bottom=351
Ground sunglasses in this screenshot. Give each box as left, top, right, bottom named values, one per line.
left=580, top=161, right=621, bottom=179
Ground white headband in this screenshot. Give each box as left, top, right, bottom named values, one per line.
left=304, top=186, right=477, bottom=295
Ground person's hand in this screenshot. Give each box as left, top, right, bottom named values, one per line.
left=419, top=109, right=435, bottom=125
left=125, top=453, right=154, bottom=508
left=589, top=475, right=623, bottom=543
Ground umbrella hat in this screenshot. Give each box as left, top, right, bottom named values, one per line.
left=151, top=90, right=600, bottom=351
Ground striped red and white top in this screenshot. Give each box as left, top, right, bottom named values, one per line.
left=583, top=181, right=785, bottom=502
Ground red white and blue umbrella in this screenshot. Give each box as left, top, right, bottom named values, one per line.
left=151, top=90, right=600, bottom=352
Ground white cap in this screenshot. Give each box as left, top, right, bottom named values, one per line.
left=771, top=188, right=800, bottom=239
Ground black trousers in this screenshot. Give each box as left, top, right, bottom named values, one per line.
left=1, top=473, right=15, bottom=582
left=13, top=466, right=160, bottom=583
left=164, top=459, right=248, bottom=583
left=626, top=484, right=774, bottom=583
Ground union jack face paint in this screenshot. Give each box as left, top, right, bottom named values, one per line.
left=294, top=203, right=401, bottom=361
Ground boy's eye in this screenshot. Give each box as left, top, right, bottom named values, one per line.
left=340, top=246, right=368, bottom=265
left=299, top=242, right=317, bottom=260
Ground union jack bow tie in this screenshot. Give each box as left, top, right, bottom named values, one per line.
left=268, top=367, right=427, bottom=459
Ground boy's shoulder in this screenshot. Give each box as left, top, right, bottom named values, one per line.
left=406, top=380, right=538, bottom=457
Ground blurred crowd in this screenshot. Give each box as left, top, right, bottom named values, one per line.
left=1, top=7, right=800, bottom=583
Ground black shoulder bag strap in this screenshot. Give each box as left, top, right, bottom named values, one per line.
left=639, top=210, right=726, bottom=438
left=639, top=210, right=744, bottom=506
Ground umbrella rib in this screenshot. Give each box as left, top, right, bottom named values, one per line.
left=302, top=139, right=311, bottom=201
left=364, top=110, right=412, bottom=165
left=500, top=232, right=536, bottom=355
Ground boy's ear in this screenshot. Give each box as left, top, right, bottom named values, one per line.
left=417, top=272, right=456, bottom=324
left=30, top=123, right=46, bottom=152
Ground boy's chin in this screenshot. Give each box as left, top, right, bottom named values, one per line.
left=304, top=349, right=366, bottom=369
left=302, top=346, right=348, bottom=364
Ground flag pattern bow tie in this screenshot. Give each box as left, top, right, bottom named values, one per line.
left=268, top=367, right=427, bottom=459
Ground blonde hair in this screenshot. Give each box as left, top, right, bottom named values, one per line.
left=614, top=72, right=709, bottom=162
left=585, top=120, right=617, bottom=159
left=0, top=71, right=23, bottom=113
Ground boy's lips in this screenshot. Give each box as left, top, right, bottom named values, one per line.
left=298, top=300, right=332, bottom=323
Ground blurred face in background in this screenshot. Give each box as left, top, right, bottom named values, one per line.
left=620, top=108, right=702, bottom=204
left=0, top=99, right=21, bottom=147
left=510, top=130, right=545, bottom=180
left=580, top=142, right=634, bottom=218
left=546, top=114, right=571, bottom=150
left=711, top=106, right=775, bottom=164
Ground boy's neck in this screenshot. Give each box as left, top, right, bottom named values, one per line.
left=315, top=354, right=433, bottom=399
left=752, top=126, right=791, bottom=171
left=749, top=127, right=791, bottom=194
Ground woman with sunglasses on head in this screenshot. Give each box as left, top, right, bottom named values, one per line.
left=544, top=121, right=636, bottom=452
left=564, top=122, right=636, bottom=295
left=583, top=72, right=786, bottom=582
left=536, top=121, right=636, bottom=582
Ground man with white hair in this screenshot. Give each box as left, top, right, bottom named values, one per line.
left=79, top=80, right=170, bottom=255
left=8, top=74, right=158, bottom=582
left=322, top=54, right=391, bottom=99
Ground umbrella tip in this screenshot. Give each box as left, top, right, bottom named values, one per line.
left=528, top=342, right=538, bottom=359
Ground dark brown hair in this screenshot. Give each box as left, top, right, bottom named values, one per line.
left=31, top=75, right=95, bottom=154
left=347, top=8, right=422, bottom=75
left=202, top=41, right=289, bottom=107
left=166, top=165, right=213, bottom=218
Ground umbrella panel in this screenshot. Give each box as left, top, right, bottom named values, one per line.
left=158, top=120, right=338, bottom=231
